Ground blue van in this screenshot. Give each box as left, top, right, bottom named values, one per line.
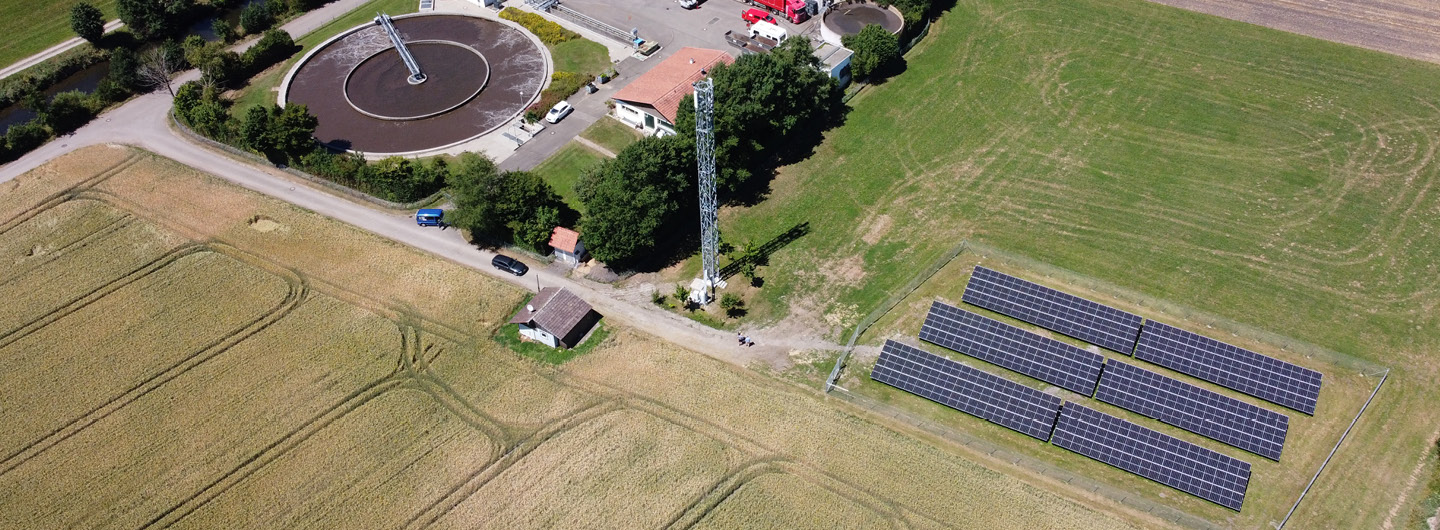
left=416, top=209, right=444, bottom=227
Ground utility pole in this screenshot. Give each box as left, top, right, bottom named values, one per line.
left=689, top=77, right=723, bottom=304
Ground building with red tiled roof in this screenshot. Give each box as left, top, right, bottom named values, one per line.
left=610, top=47, right=733, bottom=137
left=548, top=226, right=587, bottom=266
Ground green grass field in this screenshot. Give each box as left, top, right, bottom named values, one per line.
left=0, top=0, right=117, bottom=69
left=530, top=141, right=607, bottom=212
left=694, top=0, right=1440, bottom=526
left=579, top=117, right=641, bottom=154
left=550, top=38, right=609, bottom=77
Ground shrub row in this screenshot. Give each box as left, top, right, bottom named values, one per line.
left=499, top=8, right=578, bottom=45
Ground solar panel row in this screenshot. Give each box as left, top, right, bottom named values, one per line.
left=871, top=340, right=1063, bottom=441
left=1096, top=360, right=1289, bottom=461
left=919, top=301, right=1105, bottom=395
left=1051, top=403, right=1252, bottom=511
left=1134, top=321, right=1323, bottom=415
left=962, top=266, right=1144, bottom=354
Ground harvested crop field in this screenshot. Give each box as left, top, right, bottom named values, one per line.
left=0, top=146, right=1156, bottom=528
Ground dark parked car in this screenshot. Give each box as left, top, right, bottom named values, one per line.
left=492, top=254, right=528, bottom=276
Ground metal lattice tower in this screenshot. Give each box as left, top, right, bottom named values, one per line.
left=375, top=13, right=426, bottom=84
left=694, top=78, right=719, bottom=285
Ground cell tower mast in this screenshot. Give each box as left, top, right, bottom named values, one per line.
left=689, top=77, right=723, bottom=304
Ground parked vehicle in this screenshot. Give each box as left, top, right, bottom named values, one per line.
left=741, top=8, right=775, bottom=25
left=724, top=29, right=774, bottom=54
left=678, top=0, right=700, bottom=9
left=747, top=21, right=788, bottom=44
left=415, top=208, right=444, bottom=226
left=492, top=254, right=529, bottom=276
left=745, top=0, right=807, bottom=23
left=546, top=101, right=574, bottom=123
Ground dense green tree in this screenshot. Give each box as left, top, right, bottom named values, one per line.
left=117, top=0, right=194, bottom=40
left=4, top=121, right=51, bottom=156
left=212, top=19, right=236, bottom=43
left=673, top=38, right=843, bottom=201
left=446, top=155, right=567, bottom=244
left=70, top=2, right=106, bottom=44
left=239, top=2, right=272, bottom=34
left=445, top=153, right=506, bottom=236
left=843, top=24, right=901, bottom=80
left=172, top=81, right=202, bottom=119
left=240, top=104, right=271, bottom=151
left=186, top=99, right=231, bottom=139
left=242, top=29, right=296, bottom=72
left=199, top=50, right=242, bottom=88
left=263, top=103, right=317, bottom=159
left=577, top=135, right=695, bottom=267
left=108, top=47, right=140, bottom=92
left=515, top=205, right=562, bottom=253
left=43, top=91, right=94, bottom=134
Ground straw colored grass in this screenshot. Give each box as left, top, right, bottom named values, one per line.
left=693, top=473, right=890, bottom=529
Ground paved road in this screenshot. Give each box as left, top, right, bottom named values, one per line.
left=0, top=0, right=822, bottom=369
left=0, top=20, right=125, bottom=80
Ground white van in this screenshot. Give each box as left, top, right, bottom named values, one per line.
left=748, top=21, right=788, bottom=43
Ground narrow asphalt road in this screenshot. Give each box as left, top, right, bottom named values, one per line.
left=0, top=3, right=829, bottom=369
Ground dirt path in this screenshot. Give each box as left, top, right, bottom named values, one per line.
left=1146, top=0, right=1440, bottom=65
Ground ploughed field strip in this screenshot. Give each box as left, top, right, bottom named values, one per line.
left=962, top=266, right=1143, bottom=354
left=919, top=301, right=1104, bottom=395
left=871, top=340, right=1062, bottom=440
left=1096, top=360, right=1289, bottom=461
left=1051, top=404, right=1251, bottom=511
left=1135, top=321, right=1323, bottom=415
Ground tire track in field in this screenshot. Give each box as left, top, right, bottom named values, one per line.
left=0, top=243, right=207, bottom=350
left=665, top=459, right=919, bottom=530
left=663, top=460, right=789, bottom=530
left=146, top=376, right=409, bottom=529
left=0, top=244, right=308, bottom=478
left=0, top=210, right=134, bottom=285
left=0, top=152, right=141, bottom=231
left=403, top=400, right=625, bottom=530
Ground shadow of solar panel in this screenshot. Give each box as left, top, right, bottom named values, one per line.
left=962, top=266, right=1144, bottom=354
left=919, top=301, right=1104, bottom=395
left=1097, top=360, right=1289, bottom=460
left=871, top=340, right=1063, bottom=440
left=1134, top=321, right=1322, bottom=415
left=1051, top=404, right=1251, bottom=511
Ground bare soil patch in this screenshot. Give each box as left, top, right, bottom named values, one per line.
left=1146, top=0, right=1440, bottom=64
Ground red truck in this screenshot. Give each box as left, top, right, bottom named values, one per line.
left=744, top=0, right=808, bottom=23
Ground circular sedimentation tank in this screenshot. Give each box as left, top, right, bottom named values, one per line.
left=281, top=14, right=547, bottom=155
left=820, top=1, right=904, bottom=46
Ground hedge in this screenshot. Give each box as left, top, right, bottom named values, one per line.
left=499, top=8, right=578, bottom=45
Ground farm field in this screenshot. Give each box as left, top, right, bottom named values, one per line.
left=0, top=0, right=116, bottom=68
left=0, top=147, right=1154, bottom=528
left=686, top=0, right=1440, bottom=525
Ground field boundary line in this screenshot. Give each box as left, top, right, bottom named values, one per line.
left=0, top=245, right=308, bottom=477
left=1277, top=368, right=1391, bottom=529
left=148, top=376, right=409, bottom=528
left=404, top=400, right=625, bottom=529
left=0, top=211, right=133, bottom=285
left=829, top=387, right=1219, bottom=530
left=0, top=243, right=207, bottom=349
left=664, top=460, right=788, bottom=529
left=826, top=240, right=969, bottom=392
left=0, top=152, right=142, bottom=231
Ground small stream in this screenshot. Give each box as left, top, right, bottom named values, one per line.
left=0, top=61, right=110, bottom=134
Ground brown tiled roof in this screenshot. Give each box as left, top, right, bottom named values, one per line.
left=508, top=287, right=594, bottom=338
left=611, top=47, right=733, bottom=123
left=549, top=227, right=580, bottom=253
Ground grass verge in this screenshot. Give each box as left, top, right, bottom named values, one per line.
left=579, top=116, right=641, bottom=154
left=529, top=140, right=606, bottom=212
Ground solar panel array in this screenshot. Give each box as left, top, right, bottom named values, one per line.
left=919, top=301, right=1105, bottom=395
left=1051, top=404, right=1252, bottom=510
left=871, top=340, right=1063, bottom=440
left=962, top=266, right=1144, bottom=354
left=1134, top=321, right=1322, bottom=414
left=1096, top=360, right=1289, bottom=460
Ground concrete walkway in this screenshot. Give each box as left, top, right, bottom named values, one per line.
left=0, top=20, right=124, bottom=80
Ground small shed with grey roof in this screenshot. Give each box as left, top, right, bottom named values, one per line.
left=509, top=287, right=602, bottom=349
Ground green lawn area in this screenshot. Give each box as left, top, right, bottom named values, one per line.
left=230, top=0, right=417, bottom=118
left=549, top=38, right=609, bottom=77
left=690, top=0, right=1440, bottom=526
left=579, top=117, right=640, bottom=154
left=0, top=0, right=117, bottom=68
left=494, top=321, right=610, bottom=365
left=530, top=141, right=607, bottom=213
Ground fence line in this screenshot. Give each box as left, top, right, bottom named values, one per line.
left=825, top=240, right=967, bottom=391
left=1278, top=368, right=1390, bottom=529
